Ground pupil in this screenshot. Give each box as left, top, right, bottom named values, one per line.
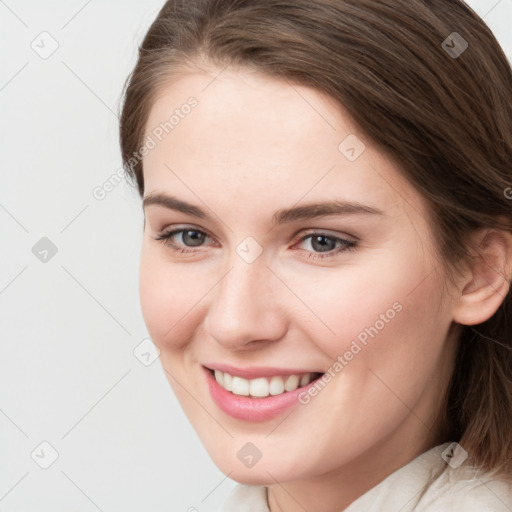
left=184, top=230, right=204, bottom=246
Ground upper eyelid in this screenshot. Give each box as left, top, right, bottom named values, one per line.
left=157, top=226, right=356, bottom=245
left=159, top=225, right=217, bottom=242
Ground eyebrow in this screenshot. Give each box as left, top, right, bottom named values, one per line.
left=142, top=192, right=385, bottom=225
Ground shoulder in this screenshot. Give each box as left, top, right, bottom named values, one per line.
left=417, top=464, right=512, bottom=511
left=345, top=443, right=512, bottom=511
left=218, top=484, right=269, bottom=512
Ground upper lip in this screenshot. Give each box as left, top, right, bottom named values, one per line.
left=203, top=363, right=323, bottom=379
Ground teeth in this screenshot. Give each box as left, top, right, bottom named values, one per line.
left=300, top=374, right=310, bottom=386
left=284, top=374, right=299, bottom=391
left=249, top=378, right=269, bottom=397
left=269, top=376, right=285, bottom=395
left=232, top=376, right=250, bottom=396
left=223, top=372, right=233, bottom=392
left=214, top=370, right=224, bottom=386
left=213, top=370, right=316, bottom=398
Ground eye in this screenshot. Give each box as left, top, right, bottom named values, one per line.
left=153, top=226, right=357, bottom=260
left=294, top=232, right=357, bottom=260
left=154, top=227, right=214, bottom=254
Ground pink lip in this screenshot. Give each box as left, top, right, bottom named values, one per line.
left=203, top=366, right=322, bottom=422
left=203, top=362, right=320, bottom=379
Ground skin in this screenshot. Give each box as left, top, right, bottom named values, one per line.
left=138, top=65, right=512, bottom=512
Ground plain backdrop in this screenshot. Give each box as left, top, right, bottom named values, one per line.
left=1, top=1, right=511, bottom=511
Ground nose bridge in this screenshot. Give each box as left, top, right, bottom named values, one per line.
left=204, top=250, right=285, bottom=347
left=225, top=256, right=267, bottom=308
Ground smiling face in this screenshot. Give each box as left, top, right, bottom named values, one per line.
left=139, top=65, right=461, bottom=488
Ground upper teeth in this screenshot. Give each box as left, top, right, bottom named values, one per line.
left=214, top=370, right=314, bottom=397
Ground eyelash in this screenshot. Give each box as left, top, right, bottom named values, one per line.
left=153, top=226, right=358, bottom=260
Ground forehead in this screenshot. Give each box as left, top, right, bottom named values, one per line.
left=144, top=68, right=343, bottom=167
left=142, top=68, right=424, bottom=221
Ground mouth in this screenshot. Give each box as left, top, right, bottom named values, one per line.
left=208, top=367, right=323, bottom=398
left=202, top=365, right=324, bottom=422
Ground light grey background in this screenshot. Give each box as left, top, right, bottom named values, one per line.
left=1, top=1, right=511, bottom=511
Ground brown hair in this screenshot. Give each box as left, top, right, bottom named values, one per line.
left=119, top=0, right=512, bottom=478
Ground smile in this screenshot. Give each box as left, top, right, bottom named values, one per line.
left=213, top=369, right=320, bottom=397
left=203, top=365, right=324, bottom=422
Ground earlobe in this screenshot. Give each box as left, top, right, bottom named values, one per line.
left=453, top=229, right=512, bottom=326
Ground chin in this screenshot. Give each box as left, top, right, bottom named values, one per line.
left=208, top=448, right=307, bottom=486
left=229, top=471, right=274, bottom=486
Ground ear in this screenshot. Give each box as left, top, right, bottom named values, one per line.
left=453, top=228, right=512, bottom=326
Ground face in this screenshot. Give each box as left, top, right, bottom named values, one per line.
left=139, top=66, right=460, bottom=485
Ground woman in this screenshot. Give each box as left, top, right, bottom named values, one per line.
left=119, top=0, right=512, bottom=510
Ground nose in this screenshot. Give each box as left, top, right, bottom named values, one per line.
left=203, top=254, right=288, bottom=351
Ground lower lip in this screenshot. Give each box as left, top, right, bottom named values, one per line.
left=204, top=367, right=321, bottom=422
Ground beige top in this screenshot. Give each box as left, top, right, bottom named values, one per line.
left=219, top=442, right=512, bottom=511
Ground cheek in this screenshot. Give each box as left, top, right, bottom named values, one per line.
left=316, top=264, right=450, bottom=423
left=296, top=247, right=445, bottom=368
left=139, top=244, right=203, bottom=349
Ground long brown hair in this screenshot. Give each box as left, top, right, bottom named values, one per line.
left=119, top=0, right=512, bottom=478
